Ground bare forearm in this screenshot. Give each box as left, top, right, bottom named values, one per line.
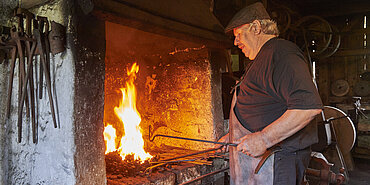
left=261, top=109, right=322, bottom=148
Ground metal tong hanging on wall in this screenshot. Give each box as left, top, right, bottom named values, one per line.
left=15, top=7, right=38, bottom=143
left=5, top=8, right=39, bottom=143
left=0, top=7, right=60, bottom=143
left=34, top=16, right=58, bottom=129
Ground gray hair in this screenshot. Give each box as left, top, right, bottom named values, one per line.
left=259, top=19, right=279, bottom=36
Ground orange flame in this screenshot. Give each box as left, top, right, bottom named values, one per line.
left=104, top=63, right=152, bottom=162
left=104, top=124, right=117, bottom=154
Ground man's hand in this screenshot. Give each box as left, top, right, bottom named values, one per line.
left=215, top=133, right=230, bottom=153
left=237, top=131, right=268, bottom=157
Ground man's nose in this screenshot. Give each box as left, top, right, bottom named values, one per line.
left=234, top=37, right=239, bottom=46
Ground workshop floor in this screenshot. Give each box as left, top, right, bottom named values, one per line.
left=348, top=157, right=370, bottom=185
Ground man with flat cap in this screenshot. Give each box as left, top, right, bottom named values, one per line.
left=217, top=2, right=323, bottom=185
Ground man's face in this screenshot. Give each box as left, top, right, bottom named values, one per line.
left=233, top=24, right=256, bottom=60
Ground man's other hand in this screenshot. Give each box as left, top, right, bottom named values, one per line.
left=216, top=133, right=230, bottom=153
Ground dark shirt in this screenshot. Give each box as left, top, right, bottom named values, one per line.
left=234, top=37, right=323, bottom=151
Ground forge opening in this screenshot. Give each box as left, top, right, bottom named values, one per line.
left=103, top=21, right=224, bottom=182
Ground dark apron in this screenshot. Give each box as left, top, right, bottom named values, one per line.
left=229, top=91, right=274, bottom=185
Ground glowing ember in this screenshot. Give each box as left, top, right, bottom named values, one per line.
left=104, top=63, right=152, bottom=162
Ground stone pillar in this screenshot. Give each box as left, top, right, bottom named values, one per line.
left=72, top=1, right=106, bottom=184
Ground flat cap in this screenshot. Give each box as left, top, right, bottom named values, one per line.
left=225, top=2, right=270, bottom=33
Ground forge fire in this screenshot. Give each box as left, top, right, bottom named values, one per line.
left=104, top=21, right=219, bottom=154
left=104, top=63, right=152, bottom=162
left=101, top=21, right=227, bottom=183
left=104, top=63, right=157, bottom=179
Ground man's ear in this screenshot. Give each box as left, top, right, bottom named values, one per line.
left=251, top=20, right=262, bottom=34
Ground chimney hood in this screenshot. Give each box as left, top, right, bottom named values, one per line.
left=89, top=0, right=233, bottom=48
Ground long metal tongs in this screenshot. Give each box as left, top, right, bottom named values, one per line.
left=34, top=28, right=57, bottom=129
left=149, top=125, right=282, bottom=174
left=149, top=125, right=237, bottom=147
left=145, top=147, right=223, bottom=174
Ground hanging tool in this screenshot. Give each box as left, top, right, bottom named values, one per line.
left=34, top=28, right=58, bottom=128
left=5, top=46, right=17, bottom=119
left=2, top=8, right=58, bottom=143
left=19, top=8, right=37, bottom=143
left=13, top=8, right=39, bottom=143
left=10, top=27, right=27, bottom=142
left=14, top=8, right=31, bottom=119
left=37, top=16, right=49, bottom=99
left=49, top=21, right=66, bottom=54
left=17, top=33, right=36, bottom=143
left=1, top=30, right=18, bottom=120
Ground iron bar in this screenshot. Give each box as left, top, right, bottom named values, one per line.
left=149, top=125, right=237, bottom=147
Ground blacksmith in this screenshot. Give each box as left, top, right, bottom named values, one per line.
left=217, top=2, right=323, bottom=184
